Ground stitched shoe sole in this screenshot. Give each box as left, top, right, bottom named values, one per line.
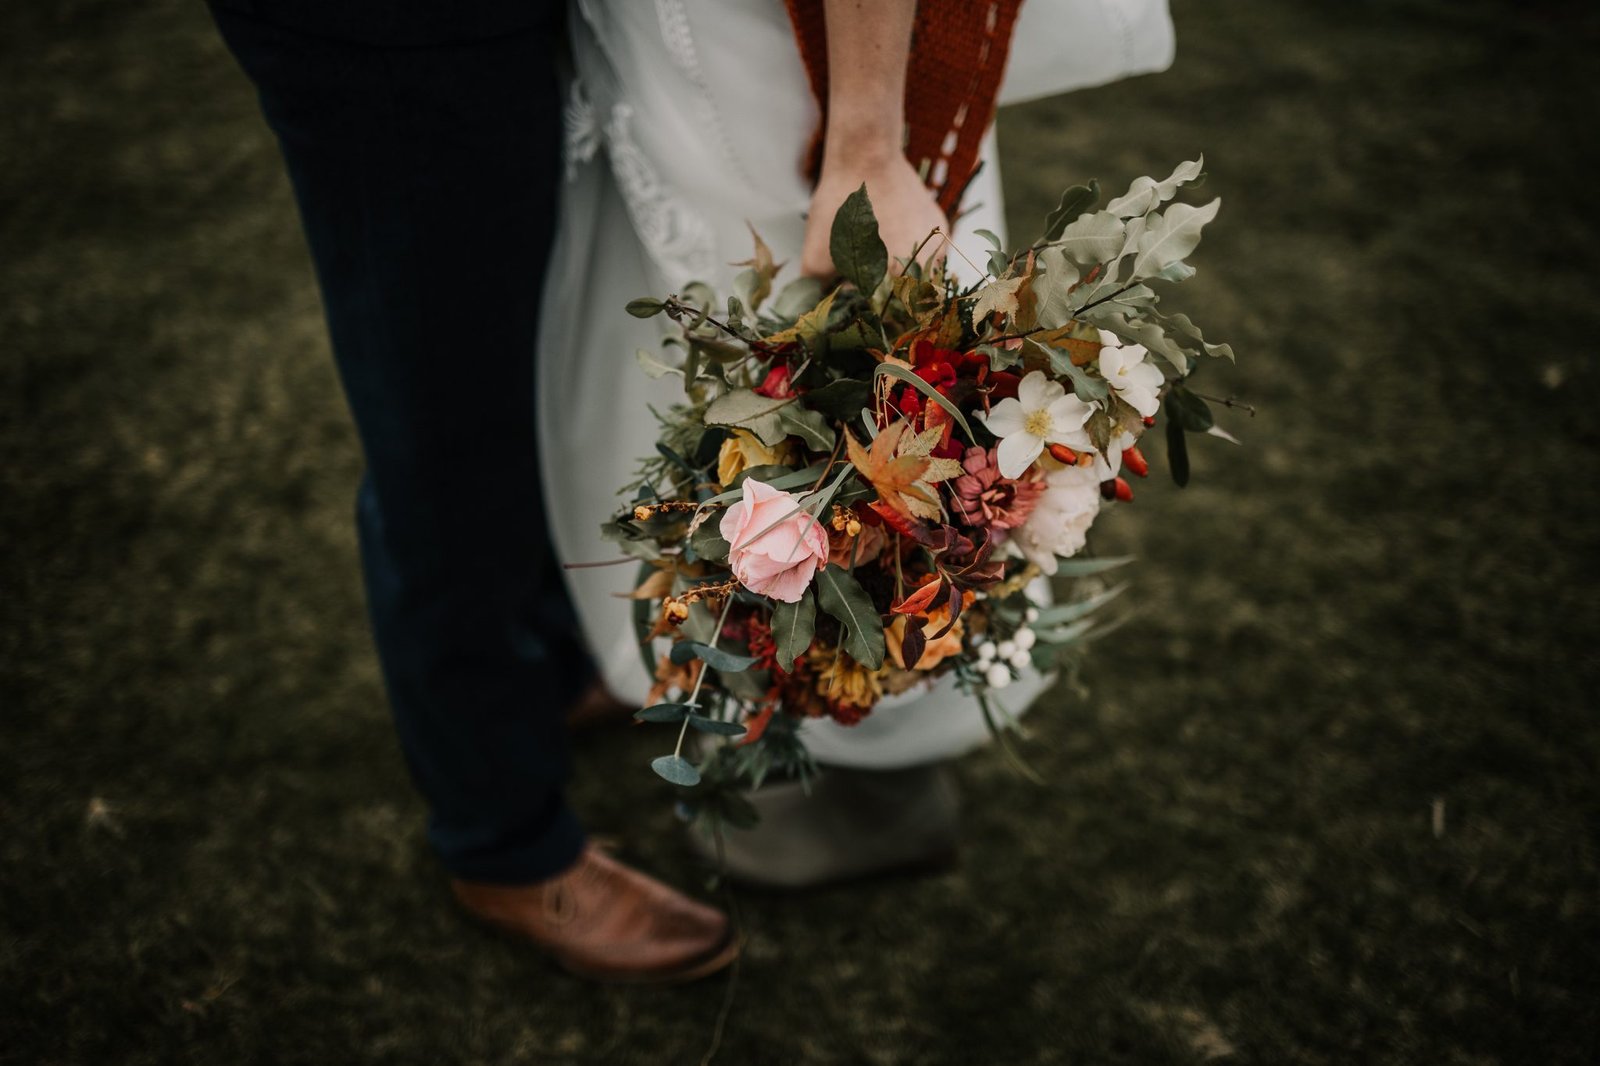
left=458, top=905, right=741, bottom=986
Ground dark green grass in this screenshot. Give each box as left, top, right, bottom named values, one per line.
left=4, top=1, right=1599, bottom=1062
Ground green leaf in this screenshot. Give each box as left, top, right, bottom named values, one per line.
left=635, top=703, right=692, bottom=723
left=669, top=640, right=759, bottom=672
left=815, top=564, right=885, bottom=669
left=1043, top=180, right=1101, bottom=241
left=830, top=184, right=889, bottom=294
left=626, top=297, right=667, bottom=319
left=1029, top=339, right=1110, bottom=402
left=800, top=378, right=872, bottom=420
left=1132, top=198, right=1220, bottom=278
left=1086, top=310, right=1191, bottom=375
left=1161, top=311, right=1235, bottom=362
left=778, top=404, right=837, bottom=452
left=1054, top=210, right=1126, bottom=266
left=1167, top=387, right=1215, bottom=432
left=1166, top=410, right=1190, bottom=486
left=1105, top=157, right=1204, bottom=218
left=1051, top=554, right=1136, bottom=577
left=703, top=388, right=793, bottom=446
left=1031, top=246, right=1081, bottom=329
left=688, top=521, right=730, bottom=562
left=771, top=588, right=816, bottom=671
left=651, top=754, right=701, bottom=787
left=636, top=347, right=682, bottom=379
left=873, top=362, right=975, bottom=442
left=973, top=227, right=1004, bottom=250
left=1031, top=583, right=1128, bottom=628
left=771, top=275, right=825, bottom=319
left=688, top=714, right=747, bottom=737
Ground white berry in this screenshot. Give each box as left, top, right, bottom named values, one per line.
left=977, top=641, right=997, bottom=662
left=997, top=640, right=1017, bottom=659
left=1024, top=606, right=1040, bottom=623
left=985, top=663, right=1012, bottom=689
left=1014, top=627, right=1037, bottom=651
left=1010, top=650, right=1032, bottom=671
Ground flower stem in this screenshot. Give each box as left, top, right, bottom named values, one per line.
left=673, top=593, right=735, bottom=759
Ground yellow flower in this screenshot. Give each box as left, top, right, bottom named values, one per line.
left=808, top=645, right=885, bottom=711
left=716, top=430, right=793, bottom=487
left=886, top=607, right=966, bottom=671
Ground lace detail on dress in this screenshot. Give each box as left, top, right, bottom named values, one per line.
left=562, top=81, right=601, bottom=184
left=601, top=102, right=718, bottom=284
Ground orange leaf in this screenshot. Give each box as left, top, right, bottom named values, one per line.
left=891, top=578, right=943, bottom=615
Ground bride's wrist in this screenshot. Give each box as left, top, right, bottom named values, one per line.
left=818, top=126, right=908, bottom=181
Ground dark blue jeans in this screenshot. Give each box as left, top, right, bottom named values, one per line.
left=212, top=4, right=592, bottom=883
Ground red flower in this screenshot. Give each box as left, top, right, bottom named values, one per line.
left=754, top=364, right=795, bottom=399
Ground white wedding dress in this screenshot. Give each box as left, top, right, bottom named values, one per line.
left=538, top=0, right=1173, bottom=767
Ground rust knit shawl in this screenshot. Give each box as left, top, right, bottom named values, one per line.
left=783, top=0, right=1026, bottom=217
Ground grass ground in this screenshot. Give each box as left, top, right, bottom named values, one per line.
left=3, top=1, right=1598, bottom=1063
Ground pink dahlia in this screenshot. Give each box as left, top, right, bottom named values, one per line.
left=951, top=446, right=1044, bottom=533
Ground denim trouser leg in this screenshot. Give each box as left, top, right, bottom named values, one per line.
left=213, top=5, right=590, bottom=883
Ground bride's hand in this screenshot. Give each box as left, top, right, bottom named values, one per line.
left=801, top=150, right=949, bottom=280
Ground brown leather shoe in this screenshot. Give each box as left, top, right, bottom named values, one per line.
left=451, top=845, right=738, bottom=984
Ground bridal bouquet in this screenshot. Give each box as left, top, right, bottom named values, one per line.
left=608, top=160, right=1237, bottom=825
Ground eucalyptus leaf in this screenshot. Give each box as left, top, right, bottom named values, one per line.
left=625, top=297, right=667, bottom=319
left=830, top=184, right=889, bottom=295
left=635, top=703, right=692, bottom=723
left=651, top=754, right=701, bottom=787
left=772, top=588, right=817, bottom=671
left=687, top=715, right=748, bottom=737
left=815, top=564, right=885, bottom=669
left=669, top=640, right=759, bottom=673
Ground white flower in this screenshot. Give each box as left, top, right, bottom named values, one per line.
left=1012, top=463, right=1102, bottom=574
left=985, top=663, right=1013, bottom=689
left=979, top=370, right=1096, bottom=479
left=1097, top=330, right=1164, bottom=419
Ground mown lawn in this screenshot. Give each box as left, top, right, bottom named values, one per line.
left=3, top=1, right=1597, bottom=1062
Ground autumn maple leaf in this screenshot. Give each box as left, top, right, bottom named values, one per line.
left=845, top=421, right=961, bottom=522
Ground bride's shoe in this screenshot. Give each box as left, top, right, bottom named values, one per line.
left=685, top=763, right=960, bottom=890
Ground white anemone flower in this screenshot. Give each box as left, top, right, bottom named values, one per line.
left=1097, top=329, right=1164, bottom=418
left=980, top=370, right=1096, bottom=478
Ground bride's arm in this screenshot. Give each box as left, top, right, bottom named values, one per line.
left=800, top=0, right=948, bottom=279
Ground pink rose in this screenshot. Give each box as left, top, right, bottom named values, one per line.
left=718, top=478, right=829, bottom=603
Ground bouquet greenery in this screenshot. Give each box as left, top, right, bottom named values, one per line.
left=609, top=159, right=1237, bottom=827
